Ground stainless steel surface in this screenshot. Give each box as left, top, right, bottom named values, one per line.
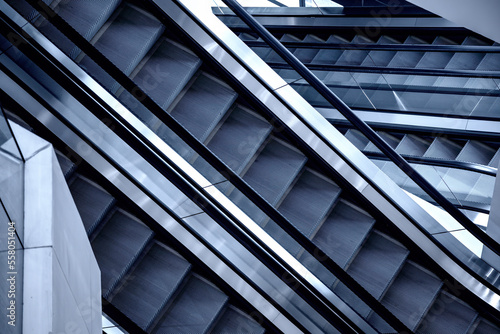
left=219, top=14, right=458, bottom=29
left=11, top=5, right=369, bottom=329
left=169, top=0, right=500, bottom=310
left=317, top=107, right=500, bottom=136
left=0, top=62, right=304, bottom=333
left=3, top=0, right=500, bottom=326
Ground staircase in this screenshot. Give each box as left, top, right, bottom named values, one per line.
left=58, top=150, right=265, bottom=334
left=4, top=0, right=500, bottom=332
left=241, top=31, right=500, bottom=118
left=345, top=128, right=499, bottom=209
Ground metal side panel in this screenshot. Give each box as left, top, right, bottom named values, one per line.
left=0, top=63, right=301, bottom=333
left=152, top=0, right=500, bottom=313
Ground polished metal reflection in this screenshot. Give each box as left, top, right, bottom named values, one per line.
left=170, top=0, right=500, bottom=311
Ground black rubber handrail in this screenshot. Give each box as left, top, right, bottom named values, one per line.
left=246, top=40, right=500, bottom=53
left=12, top=0, right=500, bottom=328
left=0, top=17, right=345, bottom=334
left=365, top=151, right=497, bottom=177
left=6, top=2, right=376, bottom=332
left=289, top=79, right=500, bottom=97
left=221, top=0, right=500, bottom=259
left=268, top=61, right=500, bottom=79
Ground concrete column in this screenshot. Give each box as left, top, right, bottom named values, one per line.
left=8, top=123, right=101, bottom=334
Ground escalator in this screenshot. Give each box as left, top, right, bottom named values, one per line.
left=227, top=13, right=500, bottom=216
left=239, top=30, right=500, bottom=118
left=2, top=0, right=500, bottom=332
left=345, top=129, right=499, bottom=211
left=62, top=148, right=267, bottom=334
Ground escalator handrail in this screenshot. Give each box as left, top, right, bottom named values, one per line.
left=267, top=61, right=500, bottom=79
left=220, top=0, right=500, bottom=260
left=0, top=14, right=359, bottom=334
left=365, top=151, right=497, bottom=177
left=3, top=1, right=383, bottom=332
left=245, top=40, right=500, bottom=53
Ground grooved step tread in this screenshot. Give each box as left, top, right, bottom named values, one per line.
left=69, top=175, right=115, bottom=235
left=91, top=210, right=154, bottom=297
left=313, top=201, right=375, bottom=269
left=110, top=243, right=191, bottom=331
left=241, top=139, right=307, bottom=207
left=168, top=73, right=237, bottom=141
left=205, top=106, right=272, bottom=177
left=155, top=275, right=228, bottom=334
left=342, top=232, right=408, bottom=299
left=368, top=262, right=442, bottom=332
left=417, top=291, right=477, bottom=334
left=120, top=39, right=201, bottom=127
left=39, top=0, right=121, bottom=59
left=79, top=4, right=164, bottom=92
left=211, top=306, right=265, bottom=334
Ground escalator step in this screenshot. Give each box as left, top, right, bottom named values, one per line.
left=167, top=73, right=237, bottom=141
left=265, top=168, right=341, bottom=256
left=55, top=150, right=76, bottom=179
left=265, top=34, right=301, bottom=62
left=462, top=36, right=490, bottom=46
left=69, top=175, right=115, bottom=235
left=344, top=129, right=370, bottom=151
left=313, top=201, right=375, bottom=269
left=360, top=35, right=399, bottom=67
left=417, top=291, right=477, bottom=334
left=465, top=173, right=495, bottom=203
left=310, top=35, right=348, bottom=65
left=387, top=36, right=426, bottom=68
left=368, top=262, right=442, bottom=332
left=110, top=242, right=191, bottom=331
left=423, top=137, right=461, bottom=160
left=211, top=306, right=265, bottom=334
left=40, top=0, right=121, bottom=59
left=364, top=132, right=400, bottom=153
left=120, top=39, right=201, bottom=126
left=456, top=140, right=496, bottom=165
left=278, top=168, right=341, bottom=238
left=91, top=210, right=154, bottom=297
left=415, top=36, right=455, bottom=69
left=395, top=134, right=431, bottom=156
left=201, top=106, right=272, bottom=184
left=473, top=318, right=500, bottom=333
left=333, top=231, right=408, bottom=318
left=155, top=275, right=228, bottom=334
left=476, top=53, right=500, bottom=70
left=246, top=34, right=272, bottom=60
left=335, top=35, right=372, bottom=66
left=79, top=4, right=164, bottom=92
left=239, top=33, right=257, bottom=41
left=489, top=149, right=500, bottom=167
left=341, top=231, right=409, bottom=301
left=293, top=34, right=324, bottom=63
left=5, top=0, right=52, bottom=23
left=438, top=168, right=481, bottom=201
left=471, top=95, right=500, bottom=117
left=241, top=138, right=307, bottom=207
left=445, top=51, right=485, bottom=70
left=227, top=139, right=307, bottom=225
